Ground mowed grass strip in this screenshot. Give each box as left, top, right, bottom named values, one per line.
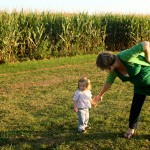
left=0, top=55, right=149, bottom=150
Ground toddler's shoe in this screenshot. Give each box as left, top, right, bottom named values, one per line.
left=78, top=129, right=87, bottom=133
left=85, top=126, right=91, bottom=130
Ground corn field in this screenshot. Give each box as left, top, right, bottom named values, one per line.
left=0, top=11, right=150, bottom=63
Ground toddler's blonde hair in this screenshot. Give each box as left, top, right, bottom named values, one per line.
left=78, top=77, right=91, bottom=90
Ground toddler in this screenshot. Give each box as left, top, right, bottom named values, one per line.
left=73, top=77, right=93, bottom=133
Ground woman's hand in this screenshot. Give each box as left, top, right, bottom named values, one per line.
left=91, top=95, right=103, bottom=107
left=91, top=99, right=98, bottom=108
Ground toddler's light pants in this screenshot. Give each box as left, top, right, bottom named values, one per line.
left=77, top=108, right=89, bottom=131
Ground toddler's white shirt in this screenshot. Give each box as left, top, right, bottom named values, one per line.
left=73, top=89, right=92, bottom=109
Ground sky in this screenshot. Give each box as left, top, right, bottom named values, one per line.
left=1, top=0, right=150, bottom=14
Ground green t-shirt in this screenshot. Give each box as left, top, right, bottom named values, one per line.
left=105, top=43, right=150, bottom=95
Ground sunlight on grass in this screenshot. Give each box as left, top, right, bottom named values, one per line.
left=0, top=55, right=149, bottom=149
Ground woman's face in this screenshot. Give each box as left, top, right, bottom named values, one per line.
left=103, top=68, right=111, bottom=73
left=103, top=66, right=114, bottom=73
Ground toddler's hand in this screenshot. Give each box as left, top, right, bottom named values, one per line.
left=73, top=107, right=78, bottom=112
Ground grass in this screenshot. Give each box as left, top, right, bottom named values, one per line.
left=0, top=54, right=149, bottom=150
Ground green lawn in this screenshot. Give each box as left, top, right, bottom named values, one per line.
left=0, top=55, right=149, bottom=150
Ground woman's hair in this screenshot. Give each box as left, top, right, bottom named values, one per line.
left=78, top=77, right=91, bottom=90
left=96, top=52, right=116, bottom=70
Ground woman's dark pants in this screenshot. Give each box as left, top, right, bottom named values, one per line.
left=129, top=93, right=146, bottom=129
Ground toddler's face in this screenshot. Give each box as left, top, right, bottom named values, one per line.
left=79, top=82, right=87, bottom=91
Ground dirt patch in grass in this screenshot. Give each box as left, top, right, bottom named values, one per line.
left=10, top=79, right=62, bottom=89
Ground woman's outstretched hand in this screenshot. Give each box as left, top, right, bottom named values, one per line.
left=91, top=95, right=103, bottom=108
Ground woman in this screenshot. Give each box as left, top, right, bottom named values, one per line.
left=93, top=41, right=150, bottom=139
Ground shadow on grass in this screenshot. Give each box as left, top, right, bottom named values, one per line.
left=0, top=126, right=149, bottom=149
left=0, top=128, right=121, bottom=148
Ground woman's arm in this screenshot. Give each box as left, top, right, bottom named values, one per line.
left=91, top=71, right=116, bottom=107
left=141, top=41, right=150, bottom=63
left=98, top=82, right=112, bottom=98
left=92, top=83, right=113, bottom=106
